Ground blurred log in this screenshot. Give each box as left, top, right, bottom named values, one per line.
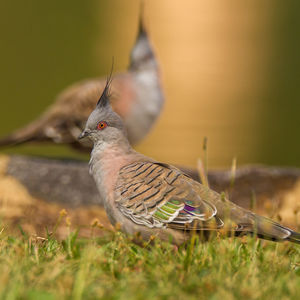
left=0, top=154, right=299, bottom=236
left=2, top=154, right=300, bottom=208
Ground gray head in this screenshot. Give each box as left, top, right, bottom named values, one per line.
left=78, top=79, right=127, bottom=145
left=129, top=13, right=157, bottom=71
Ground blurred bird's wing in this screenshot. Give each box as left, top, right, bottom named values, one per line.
left=115, top=161, right=223, bottom=230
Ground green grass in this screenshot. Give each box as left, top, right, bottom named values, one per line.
left=0, top=226, right=299, bottom=300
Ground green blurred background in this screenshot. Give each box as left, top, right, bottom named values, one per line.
left=0, top=0, right=299, bottom=168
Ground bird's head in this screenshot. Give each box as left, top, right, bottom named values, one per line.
left=129, top=10, right=156, bottom=71
left=78, top=78, right=127, bottom=145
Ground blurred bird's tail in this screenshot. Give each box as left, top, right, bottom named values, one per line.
left=0, top=122, right=44, bottom=148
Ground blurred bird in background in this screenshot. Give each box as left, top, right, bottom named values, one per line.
left=0, top=11, right=164, bottom=152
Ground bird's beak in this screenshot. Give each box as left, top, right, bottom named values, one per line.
left=78, top=129, right=91, bottom=140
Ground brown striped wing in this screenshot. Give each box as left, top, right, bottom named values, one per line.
left=115, top=162, right=223, bottom=230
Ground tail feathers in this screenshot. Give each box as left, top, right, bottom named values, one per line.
left=255, top=215, right=300, bottom=244
left=0, top=124, right=44, bottom=148
left=0, top=133, right=33, bottom=147
left=287, top=231, right=300, bottom=244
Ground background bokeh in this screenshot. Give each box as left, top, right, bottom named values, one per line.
left=0, top=0, right=299, bottom=168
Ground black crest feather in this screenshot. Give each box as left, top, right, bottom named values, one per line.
left=97, top=59, right=114, bottom=108
left=138, top=0, right=146, bottom=37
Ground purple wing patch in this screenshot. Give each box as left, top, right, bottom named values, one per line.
left=184, top=204, right=196, bottom=212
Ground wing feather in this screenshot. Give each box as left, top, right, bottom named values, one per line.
left=115, top=162, right=219, bottom=229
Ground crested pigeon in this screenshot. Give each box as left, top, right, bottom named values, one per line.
left=79, top=79, right=300, bottom=245
left=0, top=18, right=164, bottom=151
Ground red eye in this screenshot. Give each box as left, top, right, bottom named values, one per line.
left=97, top=121, right=108, bottom=130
